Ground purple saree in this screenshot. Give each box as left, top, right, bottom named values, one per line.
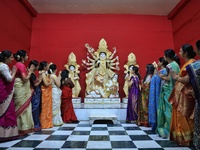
left=126, top=75, right=140, bottom=122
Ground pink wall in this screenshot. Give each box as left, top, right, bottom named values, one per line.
left=30, top=14, right=173, bottom=99
left=0, top=0, right=33, bottom=58
left=172, top=0, right=200, bottom=54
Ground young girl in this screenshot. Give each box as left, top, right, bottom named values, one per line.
left=60, top=70, right=79, bottom=123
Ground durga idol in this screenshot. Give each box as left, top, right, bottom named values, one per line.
left=82, top=38, right=120, bottom=98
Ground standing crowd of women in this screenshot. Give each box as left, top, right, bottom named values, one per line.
left=0, top=50, right=78, bottom=142
left=126, top=41, right=200, bottom=149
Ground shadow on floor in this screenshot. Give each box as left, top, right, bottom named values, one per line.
left=93, top=120, right=114, bottom=124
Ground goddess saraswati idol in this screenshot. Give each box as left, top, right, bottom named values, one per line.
left=64, top=52, right=81, bottom=98
left=82, top=38, right=120, bottom=98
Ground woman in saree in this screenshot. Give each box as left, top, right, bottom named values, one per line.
left=38, top=61, right=53, bottom=129
left=13, top=50, right=35, bottom=135
left=148, top=57, right=168, bottom=131
left=126, top=65, right=141, bottom=123
left=49, top=64, right=63, bottom=126
left=29, top=60, right=42, bottom=132
left=60, top=70, right=79, bottom=123
left=137, top=64, right=154, bottom=127
left=0, top=50, right=18, bottom=141
left=156, top=49, right=180, bottom=139
left=186, top=40, right=200, bottom=149
left=169, top=44, right=196, bottom=146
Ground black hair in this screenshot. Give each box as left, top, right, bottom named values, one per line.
left=164, top=49, right=180, bottom=66
left=28, top=60, right=39, bottom=68
left=159, top=57, right=168, bottom=68
left=181, top=44, right=196, bottom=59
left=48, top=64, right=57, bottom=74
left=132, top=65, right=141, bottom=80
left=13, top=50, right=27, bottom=62
left=0, top=50, right=12, bottom=62
left=60, top=70, right=69, bottom=86
left=38, top=61, right=48, bottom=71
left=143, top=64, right=155, bottom=83
left=196, top=40, right=200, bottom=49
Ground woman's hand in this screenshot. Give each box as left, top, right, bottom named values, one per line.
left=11, top=65, right=17, bottom=75
left=170, top=70, right=178, bottom=80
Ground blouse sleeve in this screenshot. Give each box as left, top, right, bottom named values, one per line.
left=144, top=75, right=151, bottom=84
left=0, top=64, right=12, bottom=82
left=15, top=62, right=28, bottom=78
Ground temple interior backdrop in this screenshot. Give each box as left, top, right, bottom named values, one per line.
left=0, top=0, right=200, bottom=100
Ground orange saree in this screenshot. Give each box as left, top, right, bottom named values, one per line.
left=169, top=59, right=195, bottom=146
left=40, top=75, right=53, bottom=129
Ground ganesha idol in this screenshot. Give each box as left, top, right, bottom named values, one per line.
left=82, top=38, right=120, bottom=98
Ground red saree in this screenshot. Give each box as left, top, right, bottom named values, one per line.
left=61, top=85, right=78, bottom=123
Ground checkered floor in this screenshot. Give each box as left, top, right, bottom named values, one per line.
left=0, top=121, right=193, bottom=150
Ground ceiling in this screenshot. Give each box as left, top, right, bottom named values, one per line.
left=27, top=0, right=181, bottom=16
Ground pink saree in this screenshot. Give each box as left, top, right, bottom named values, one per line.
left=0, top=63, right=18, bottom=141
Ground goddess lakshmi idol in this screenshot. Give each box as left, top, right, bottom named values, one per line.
left=82, top=38, right=120, bottom=99
left=64, top=52, right=81, bottom=98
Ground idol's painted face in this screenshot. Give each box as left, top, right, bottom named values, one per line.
left=129, top=65, right=133, bottom=70
left=100, top=52, right=106, bottom=60
left=112, top=74, right=118, bottom=82
left=69, top=65, right=75, bottom=71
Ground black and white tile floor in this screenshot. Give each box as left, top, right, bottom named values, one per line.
left=0, top=121, right=193, bottom=150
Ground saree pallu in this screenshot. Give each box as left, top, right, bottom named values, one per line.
left=0, top=77, right=18, bottom=141
left=40, top=79, right=53, bottom=129
left=156, top=61, right=180, bottom=138
left=31, top=86, right=41, bottom=131
left=137, top=82, right=150, bottom=127
left=186, top=60, right=200, bottom=149
left=156, top=83, right=172, bottom=138
left=126, top=76, right=140, bottom=122
left=61, top=86, right=77, bottom=123
left=52, top=86, right=63, bottom=126
left=14, top=78, right=34, bottom=135
left=148, top=74, right=161, bottom=131
left=169, top=59, right=195, bottom=146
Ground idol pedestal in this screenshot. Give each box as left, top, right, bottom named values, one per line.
left=73, top=98, right=127, bottom=122
left=72, top=97, right=81, bottom=103
left=84, top=98, right=120, bottom=103
left=73, top=103, right=127, bottom=121
left=122, top=97, right=128, bottom=103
